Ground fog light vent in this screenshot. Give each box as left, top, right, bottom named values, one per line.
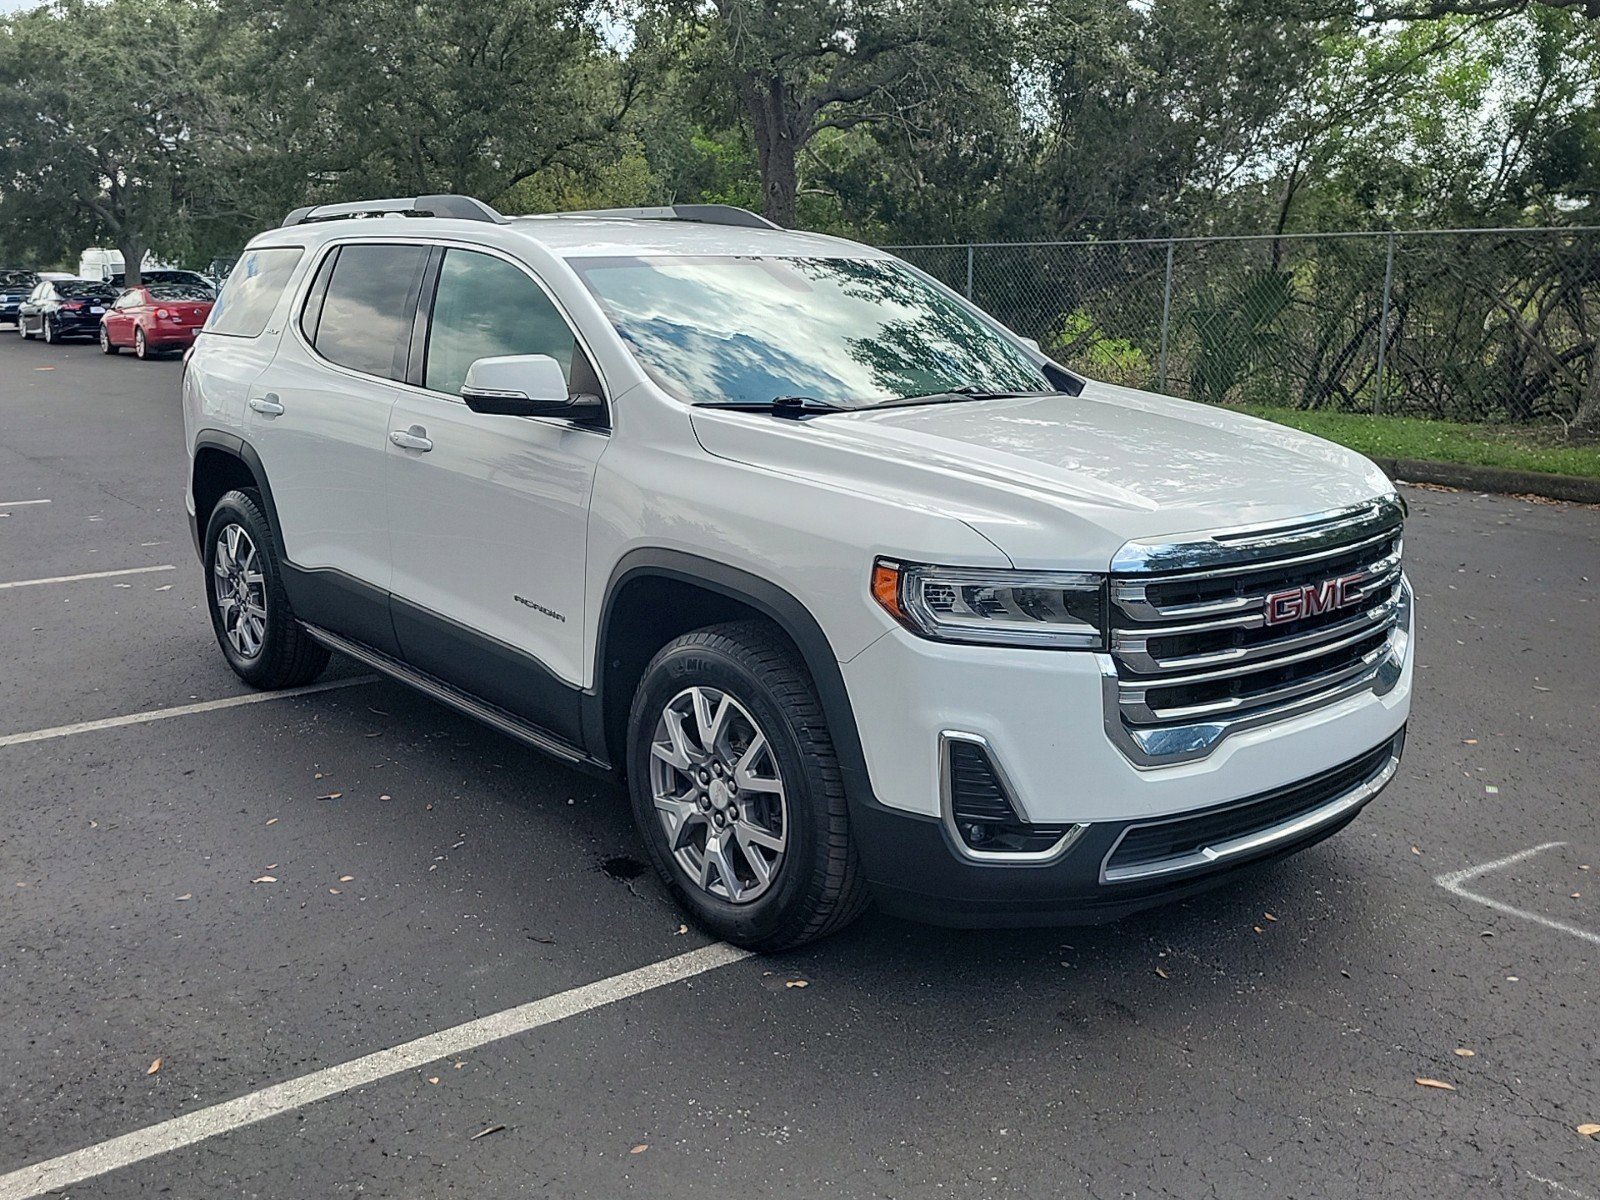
left=948, top=740, right=1015, bottom=826
left=945, top=736, right=1076, bottom=856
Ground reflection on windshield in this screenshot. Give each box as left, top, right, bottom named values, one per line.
left=572, top=255, right=1048, bottom=408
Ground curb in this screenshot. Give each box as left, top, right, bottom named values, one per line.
left=1372, top=457, right=1600, bottom=505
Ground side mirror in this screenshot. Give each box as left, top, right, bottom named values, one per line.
left=461, top=354, right=603, bottom=420
left=1018, top=335, right=1042, bottom=354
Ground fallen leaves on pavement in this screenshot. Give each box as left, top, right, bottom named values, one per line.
left=1415, top=1078, right=1456, bottom=1091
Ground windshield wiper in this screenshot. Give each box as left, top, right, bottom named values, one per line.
left=696, top=395, right=850, bottom=418
left=873, top=385, right=1060, bottom=410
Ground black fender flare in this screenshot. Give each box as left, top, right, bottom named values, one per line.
left=190, top=430, right=282, bottom=556
left=591, top=549, right=877, bottom=815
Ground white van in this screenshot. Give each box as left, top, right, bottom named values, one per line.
left=76, top=248, right=175, bottom=282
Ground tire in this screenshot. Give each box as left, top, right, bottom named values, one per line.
left=100, top=324, right=119, bottom=354
left=42, top=317, right=54, bottom=344
left=202, top=489, right=330, bottom=689
left=19, top=319, right=32, bottom=340
left=134, top=327, right=149, bottom=359
left=627, top=620, right=869, bottom=951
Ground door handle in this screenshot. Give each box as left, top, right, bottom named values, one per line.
left=389, top=426, right=434, bottom=452
left=248, top=393, right=284, bottom=416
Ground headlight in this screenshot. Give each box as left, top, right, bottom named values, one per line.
left=872, top=558, right=1107, bottom=649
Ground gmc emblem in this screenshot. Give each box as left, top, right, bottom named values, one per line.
left=1263, top=574, right=1365, bottom=626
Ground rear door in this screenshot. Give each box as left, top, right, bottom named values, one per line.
left=243, top=240, right=430, bottom=651
left=384, top=245, right=608, bottom=742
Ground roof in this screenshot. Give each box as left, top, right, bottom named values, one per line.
left=249, top=204, right=888, bottom=262
left=503, top=215, right=885, bottom=260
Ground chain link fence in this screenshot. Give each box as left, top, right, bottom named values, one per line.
left=889, top=228, right=1600, bottom=428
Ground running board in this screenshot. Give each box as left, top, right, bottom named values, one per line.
left=300, top=623, right=600, bottom=768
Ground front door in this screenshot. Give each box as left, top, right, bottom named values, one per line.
left=385, top=246, right=608, bottom=744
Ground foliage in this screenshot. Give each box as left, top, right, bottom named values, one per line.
left=0, top=0, right=1597, bottom=423
left=1238, top=403, right=1600, bottom=478
left=0, top=0, right=231, bottom=280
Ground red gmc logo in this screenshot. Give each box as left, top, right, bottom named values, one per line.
left=1263, top=574, right=1365, bottom=626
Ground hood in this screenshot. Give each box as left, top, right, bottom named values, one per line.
left=689, top=381, right=1395, bottom=570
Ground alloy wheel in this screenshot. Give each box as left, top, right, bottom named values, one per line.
left=213, top=523, right=267, bottom=658
left=648, top=686, right=788, bottom=904
left=135, top=328, right=147, bottom=359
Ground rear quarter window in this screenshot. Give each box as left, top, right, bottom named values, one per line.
left=207, top=247, right=304, bottom=337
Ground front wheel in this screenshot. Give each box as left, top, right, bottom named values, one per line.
left=627, top=621, right=869, bottom=951
left=203, top=490, right=330, bottom=689
left=100, top=324, right=119, bottom=354
left=19, top=319, right=33, bottom=340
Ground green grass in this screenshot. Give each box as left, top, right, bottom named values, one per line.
left=1232, top=405, right=1600, bottom=480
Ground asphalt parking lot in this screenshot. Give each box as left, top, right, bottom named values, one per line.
left=0, top=328, right=1596, bottom=1200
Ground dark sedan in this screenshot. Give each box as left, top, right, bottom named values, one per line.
left=18, top=279, right=119, bottom=344
left=0, top=269, right=38, bottom=327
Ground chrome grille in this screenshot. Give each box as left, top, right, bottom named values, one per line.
left=1105, top=497, right=1409, bottom=766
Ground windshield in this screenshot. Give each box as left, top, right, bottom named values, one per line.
left=571, top=255, right=1050, bottom=408
left=148, top=283, right=215, bottom=301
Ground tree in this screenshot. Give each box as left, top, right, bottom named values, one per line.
left=227, top=0, right=643, bottom=211
left=0, top=0, right=227, bottom=282
left=655, top=0, right=1014, bottom=227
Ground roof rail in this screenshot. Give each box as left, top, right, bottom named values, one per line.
left=549, top=204, right=780, bottom=231
left=281, top=194, right=505, bottom=228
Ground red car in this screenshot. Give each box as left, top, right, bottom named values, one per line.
left=99, top=282, right=216, bottom=359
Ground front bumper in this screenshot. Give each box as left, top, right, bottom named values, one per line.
left=852, top=728, right=1405, bottom=925
left=837, top=576, right=1413, bottom=924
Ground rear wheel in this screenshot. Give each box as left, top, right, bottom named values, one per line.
left=203, top=489, right=330, bottom=689
left=42, top=318, right=55, bottom=344
left=627, top=621, right=869, bottom=951
left=134, top=327, right=149, bottom=359
left=99, top=324, right=119, bottom=354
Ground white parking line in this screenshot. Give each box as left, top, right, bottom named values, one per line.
left=0, top=942, right=752, bottom=1200
left=0, top=676, right=379, bottom=749
left=1529, top=1173, right=1599, bottom=1200
left=1436, top=842, right=1600, bottom=947
left=0, top=499, right=50, bottom=508
left=0, top=564, right=175, bottom=590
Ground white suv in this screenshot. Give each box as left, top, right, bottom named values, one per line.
left=183, top=196, right=1413, bottom=949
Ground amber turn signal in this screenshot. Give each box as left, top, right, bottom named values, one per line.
left=871, top=560, right=904, bottom=622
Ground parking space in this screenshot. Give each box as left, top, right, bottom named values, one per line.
left=1, top=331, right=1597, bottom=1197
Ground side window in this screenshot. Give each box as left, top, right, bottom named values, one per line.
left=208, top=246, right=304, bottom=337
left=308, top=243, right=429, bottom=381
left=423, top=249, right=586, bottom=397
